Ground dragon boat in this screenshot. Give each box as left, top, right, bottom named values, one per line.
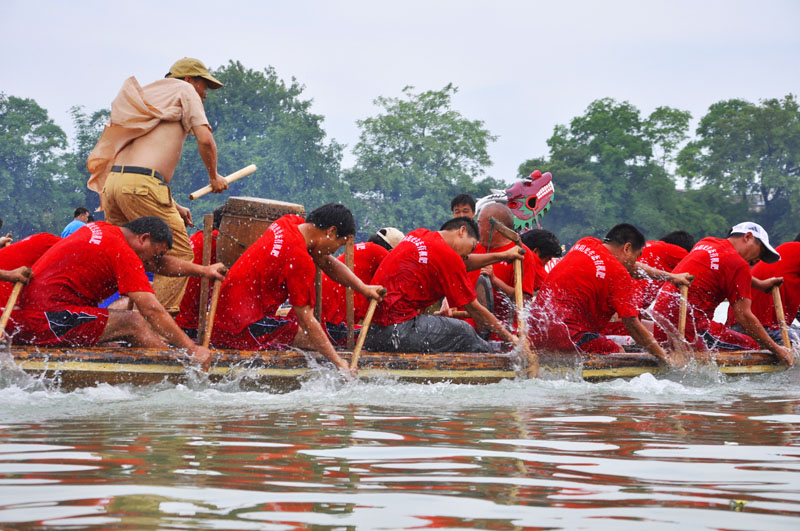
left=5, top=345, right=787, bottom=391
left=4, top=175, right=789, bottom=390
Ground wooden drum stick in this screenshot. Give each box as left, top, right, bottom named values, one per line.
left=188, top=164, right=257, bottom=200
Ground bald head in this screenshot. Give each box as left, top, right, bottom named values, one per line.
left=477, top=202, right=515, bottom=247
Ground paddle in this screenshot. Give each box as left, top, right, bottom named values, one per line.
left=202, top=280, right=222, bottom=348
left=349, top=288, right=387, bottom=371
left=0, top=271, right=29, bottom=340
left=678, top=284, right=689, bottom=339
left=345, top=239, right=355, bottom=349
left=772, top=285, right=792, bottom=349
left=188, top=164, right=257, bottom=200
left=197, top=214, right=214, bottom=342
left=487, top=218, right=539, bottom=377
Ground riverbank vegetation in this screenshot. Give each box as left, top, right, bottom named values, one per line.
left=1, top=60, right=797, bottom=243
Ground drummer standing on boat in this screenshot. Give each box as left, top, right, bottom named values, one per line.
left=86, top=57, right=229, bottom=314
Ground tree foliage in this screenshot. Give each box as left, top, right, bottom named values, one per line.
left=535, top=98, right=707, bottom=242
left=0, top=93, right=82, bottom=236
left=677, top=95, right=800, bottom=241
left=1, top=67, right=796, bottom=249
left=171, top=60, right=346, bottom=216
left=65, top=105, right=109, bottom=213
left=345, top=84, right=504, bottom=234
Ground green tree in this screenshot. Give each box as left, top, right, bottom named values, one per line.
left=543, top=98, right=694, bottom=240
left=64, top=105, right=110, bottom=213
left=677, top=95, right=800, bottom=241
left=516, top=159, right=614, bottom=244
left=345, top=84, right=504, bottom=234
left=171, top=60, right=346, bottom=218
left=0, top=93, right=81, bottom=236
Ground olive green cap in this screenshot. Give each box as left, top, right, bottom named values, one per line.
left=165, top=57, right=223, bottom=89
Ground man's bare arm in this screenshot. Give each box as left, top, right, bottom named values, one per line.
left=634, top=263, right=693, bottom=286
left=0, top=267, right=32, bottom=284
left=752, top=276, right=783, bottom=293
left=464, top=247, right=523, bottom=271
left=146, top=255, right=226, bottom=281
left=315, top=254, right=384, bottom=301
left=732, top=298, right=793, bottom=366
left=127, top=291, right=211, bottom=367
left=293, top=304, right=353, bottom=376
left=464, top=299, right=518, bottom=345
left=621, top=316, right=680, bottom=367
left=193, top=125, right=228, bottom=193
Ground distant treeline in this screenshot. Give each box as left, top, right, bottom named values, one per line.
left=1, top=60, right=798, bottom=245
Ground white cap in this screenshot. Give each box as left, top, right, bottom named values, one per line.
left=730, top=222, right=780, bottom=263
left=376, top=227, right=404, bottom=249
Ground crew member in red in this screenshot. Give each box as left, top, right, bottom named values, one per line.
left=528, top=223, right=688, bottom=366
left=364, top=217, right=522, bottom=353
left=210, top=204, right=384, bottom=376
left=638, top=231, right=694, bottom=309
left=175, top=208, right=222, bottom=337
left=320, top=227, right=404, bottom=344
left=9, top=217, right=224, bottom=366
left=470, top=203, right=537, bottom=325
left=602, top=230, right=695, bottom=336
left=652, top=222, right=792, bottom=366
left=520, top=228, right=563, bottom=292
left=0, top=233, right=61, bottom=307
left=726, top=236, right=800, bottom=347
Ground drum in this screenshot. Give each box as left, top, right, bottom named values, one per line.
left=216, top=197, right=305, bottom=267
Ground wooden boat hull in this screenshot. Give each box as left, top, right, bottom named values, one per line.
left=5, top=346, right=787, bottom=391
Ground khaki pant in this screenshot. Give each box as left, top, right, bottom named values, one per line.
left=102, top=170, right=194, bottom=313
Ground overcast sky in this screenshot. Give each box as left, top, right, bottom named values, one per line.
left=2, top=0, right=798, bottom=183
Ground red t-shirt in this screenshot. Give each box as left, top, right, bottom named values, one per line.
left=531, top=237, right=638, bottom=336
left=477, top=241, right=537, bottom=297
left=19, top=222, right=153, bottom=310
left=531, top=252, right=547, bottom=292
left=321, top=242, right=388, bottom=324
left=175, top=229, right=218, bottom=329
left=653, top=237, right=751, bottom=338
left=727, top=242, right=800, bottom=330
left=215, top=215, right=316, bottom=335
left=637, top=240, right=688, bottom=308
left=470, top=240, right=537, bottom=322
left=0, top=233, right=61, bottom=307
left=371, top=228, right=476, bottom=326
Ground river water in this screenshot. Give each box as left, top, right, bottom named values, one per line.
left=1, top=353, right=799, bottom=530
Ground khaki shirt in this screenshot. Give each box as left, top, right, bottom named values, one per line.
left=86, top=77, right=210, bottom=195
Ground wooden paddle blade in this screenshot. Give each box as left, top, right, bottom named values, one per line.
left=351, top=298, right=379, bottom=370
left=202, top=280, right=223, bottom=348
left=678, top=284, right=689, bottom=339
left=772, top=286, right=792, bottom=349
left=0, top=281, right=25, bottom=339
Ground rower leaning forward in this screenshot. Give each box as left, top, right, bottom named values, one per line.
left=87, top=57, right=229, bottom=314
